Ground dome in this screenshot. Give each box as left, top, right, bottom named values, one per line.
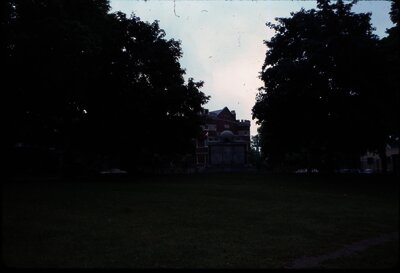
left=220, top=130, right=234, bottom=142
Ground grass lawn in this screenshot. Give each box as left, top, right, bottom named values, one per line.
left=2, top=173, right=398, bottom=268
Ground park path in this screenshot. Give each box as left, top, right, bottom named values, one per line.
left=285, top=232, right=399, bottom=269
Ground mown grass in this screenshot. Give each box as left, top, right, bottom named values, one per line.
left=2, top=173, right=398, bottom=268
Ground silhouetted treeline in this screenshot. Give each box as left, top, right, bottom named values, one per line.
left=5, top=0, right=209, bottom=176
left=252, top=0, right=399, bottom=173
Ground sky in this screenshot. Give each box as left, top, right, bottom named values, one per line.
left=110, top=0, right=394, bottom=136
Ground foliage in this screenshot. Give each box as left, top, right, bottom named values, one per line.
left=379, top=0, right=400, bottom=144
left=252, top=0, right=390, bottom=172
left=6, top=0, right=209, bottom=174
left=248, top=134, right=263, bottom=168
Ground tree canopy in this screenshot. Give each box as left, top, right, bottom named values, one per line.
left=380, top=0, right=400, bottom=147
left=252, top=0, right=396, bottom=172
left=6, top=0, right=209, bottom=174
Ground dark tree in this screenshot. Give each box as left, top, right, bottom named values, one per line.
left=6, top=0, right=114, bottom=174
left=6, top=0, right=209, bottom=175
left=252, top=0, right=384, bottom=172
left=86, top=12, right=209, bottom=171
left=379, top=0, right=400, bottom=169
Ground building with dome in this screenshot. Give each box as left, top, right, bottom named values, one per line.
left=195, top=107, right=250, bottom=166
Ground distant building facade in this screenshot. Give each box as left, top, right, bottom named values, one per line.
left=195, top=107, right=250, bottom=166
left=360, top=142, right=399, bottom=175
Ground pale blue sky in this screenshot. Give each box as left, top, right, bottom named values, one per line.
left=110, top=0, right=393, bottom=135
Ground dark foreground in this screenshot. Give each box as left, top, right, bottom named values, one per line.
left=2, top=173, right=399, bottom=268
